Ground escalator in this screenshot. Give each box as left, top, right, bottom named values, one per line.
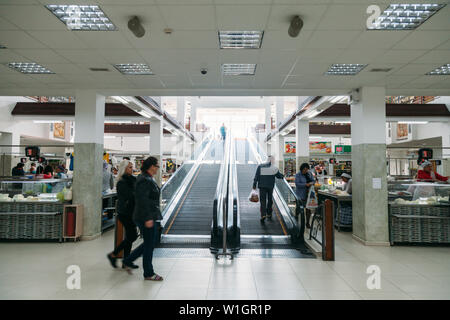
left=158, top=139, right=226, bottom=248
left=229, top=138, right=311, bottom=254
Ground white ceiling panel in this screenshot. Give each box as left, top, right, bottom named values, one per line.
left=28, top=31, right=89, bottom=49
left=159, top=74, right=192, bottom=88
left=400, top=75, right=444, bottom=89
left=155, top=0, right=212, bottom=4
left=43, top=63, right=92, bottom=74
left=436, top=39, right=450, bottom=50
left=315, top=5, right=368, bottom=31
left=0, top=49, right=28, bottom=63
left=219, top=49, right=260, bottom=64
left=216, top=5, right=271, bottom=30
left=372, top=50, right=428, bottom=64
left=222, top=76, right=255, bottom=87
left=372, top=75, right=420, bottom=87
left=97, top=49, right=144, bottom=64
left=0, top=5, right=64, bottom=31
left=290, top=63, right=331, bottom=75
left=75, top=31, right=133, bottom=49
left=28, top=74, right=67, bottom=84
left=0, top=30, right=46, bottom=48
left=418, top=5, right=450, bottom=30
left=0, top=17, right=19, bottom=30
left=55, top=49, right=107, bottom=63
left=253, top=75, right=285, bottom=88
left=297, top=48, right=344, bottom=62
left=334, top=49, right=387, bottom=64
left=261, top=29, right=313, bottom=50
left=393, top=31, right=450, bottom=50
left=158, top=5, right=216, bottom=30
left=413, top=50, right=450, bottom=64
left=267, top=5, right=327, bottom=31
left=349, top=30, right=411, bottom=49
left=13, top=49, right=70, bottom=63
left=101, top=5, right=165, bottom=34
left=190, top=75, right=220, bottom=87
left=306, top=30, right=361, bottom=49
left=96, top=0, right=156, bottom=4
left=393, top=63, right=445, bottom=75
left=1, top=0, right=39, bottom=4
left=126, top=30, right=218, bottom=49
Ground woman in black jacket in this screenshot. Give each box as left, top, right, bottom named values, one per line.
left=107, top=160, right=139, bottom=269
left=122, top=156, right=163, bottom=281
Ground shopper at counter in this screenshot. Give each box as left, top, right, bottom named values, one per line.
left=29, top=163, right=36, bottom=174
left=295, top=163, right=315, bottom=228
left=341, top=173, right=353, bottom=194
left=42, top=165, right=53, bottom=179
left=102, top=161, right=114, bottom=193
left=11, top=163, right=25, bottom=176
left=55, top=165, right=67, bottom=179
left=417, top=161, right=448, bottom=182
left=122, top=156, right=163, bottom=281
left=107, top=160, right=138, bottom=269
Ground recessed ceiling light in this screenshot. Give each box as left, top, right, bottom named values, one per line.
left=369, top=4, right=446, bottom=30
left=45, top=5, right=117, bottom=31
left=222, top=64, right=257, bottom=75
left=325, top=64, right=367, bottom=75
left=426, top=64, right=450, bottom=75
left=7, top=62, right=54, bottom=74
left=114, top=64, right=153, bottom=75
left=219, top=31, right=264, bottom=49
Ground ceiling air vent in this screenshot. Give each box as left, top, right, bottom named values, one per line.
left=369, top=68, right=393, bottom=73
left=89, top=67, right=110, bottom=72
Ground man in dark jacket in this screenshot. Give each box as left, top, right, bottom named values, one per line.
left=253, top=155, right=284, bottom=223
left=11, top=163, right=25, bottom=176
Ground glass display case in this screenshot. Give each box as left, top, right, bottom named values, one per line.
left=0, top=176, right=73, bottom=241
left=388, top=179, right=450, bottom=245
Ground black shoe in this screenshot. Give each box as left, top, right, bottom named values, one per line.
left=123, top=262, right=139, bottom=269
left=107, top=253, right=117, bottom=269
left=267, top=214, right=272, bottom=220
left=306, top=222, right=311, bottom=229
left=260, top=216, right=266, bottom=223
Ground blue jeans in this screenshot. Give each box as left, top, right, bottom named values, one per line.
left=123, top=221, right=159, bottom=278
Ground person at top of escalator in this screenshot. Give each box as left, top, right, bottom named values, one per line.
left=220, top=123, right=226, bottom=140
left=252, top=155, right=284, bottom=223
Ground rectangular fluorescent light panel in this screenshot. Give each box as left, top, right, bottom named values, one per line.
left=325, top=64, right=367, bottom=75
left=426, top=64, right=450, bottom=75
left=114, top=64, right=153, bottom=75
left=8, top=62, right=54, bottom=74
left=369, top=4, right=446, bottom=30
left=222, top=64, right=256, bottom=75
left=219, top=31, right=264, bottom=49
left=45, top=5, right=116, bottom=31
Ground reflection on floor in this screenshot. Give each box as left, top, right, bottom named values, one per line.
left=0, top=230, right=450, bottom=300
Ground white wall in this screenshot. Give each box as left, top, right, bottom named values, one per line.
left=104, top=134, right=181, bottom=156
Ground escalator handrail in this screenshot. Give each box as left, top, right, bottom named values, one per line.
left=212, top=135, right=231, bottom=233
left=227, top=136, right=240, bottom=250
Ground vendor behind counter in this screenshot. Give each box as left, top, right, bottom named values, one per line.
left=340, top=173, right=352, bottom=194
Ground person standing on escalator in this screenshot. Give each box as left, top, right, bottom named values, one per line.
left=220, top=123, right=226, bottom=141
left=252, top=155, right=284, bottom=223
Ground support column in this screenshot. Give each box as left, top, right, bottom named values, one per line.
left=73, top=90, right=105, bottom=240
left=351, top=87, right=389, bottom=246
left=150, top=117, right=163, bottom=187
left=190, top=102, right=197, bottom=155
left=275, top=97, right=284, bottom=171
left=177, top=97, right=186, bottom=163
left=264, top=97, right=272, bottom=154
left=296, top=118, right=310, bottom=170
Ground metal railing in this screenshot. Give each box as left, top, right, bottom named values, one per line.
left=226, top=136, right=240, bottom=253
left=210, top=134, right=231, bottom=255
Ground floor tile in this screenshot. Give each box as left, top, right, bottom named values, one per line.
left=306, top=290, right=362, bottom=300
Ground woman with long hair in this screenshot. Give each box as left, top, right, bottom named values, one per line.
left=107, top=160, right=139, bottom=269
left=122, top=156, right=163, bottom=281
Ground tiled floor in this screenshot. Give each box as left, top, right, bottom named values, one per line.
left=1, top=231, right=450, bottom=300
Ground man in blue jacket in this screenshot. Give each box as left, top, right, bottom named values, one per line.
left=252, top=155, right=284, bottom=223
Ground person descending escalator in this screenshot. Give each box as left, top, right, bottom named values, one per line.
left=252, top=155, right=284, bottom=223
left=220, top=123, right=226, bottom=141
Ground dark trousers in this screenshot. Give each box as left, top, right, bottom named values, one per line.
left=113, top=214, right=138, bottom=258
left=123, top=221, right=159, bottom=278
left=259, top=187, right=274, bottom=218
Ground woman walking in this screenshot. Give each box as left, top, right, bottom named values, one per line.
left=107, top=160, right=139, bottom=269
left=122, top=157, right=163, bottom=281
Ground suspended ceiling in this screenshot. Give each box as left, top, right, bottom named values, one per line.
left=0, top=0, right=449, bottom=96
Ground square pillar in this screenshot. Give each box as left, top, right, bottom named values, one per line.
left=73, top=90, right=105, bottom=240
left=351, top=87, right=389, bottom=246
left=177, top=97, right=186, bottom=162
left=150, top=117, right=163, bottom=187
left=296, top=118, right=310, bottom=170
left=0, top=132, right=20, bottom=176
left=275, top=96, right=284, bottom=128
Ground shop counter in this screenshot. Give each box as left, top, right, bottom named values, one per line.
left=317, top=190, right=352, bottom=231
